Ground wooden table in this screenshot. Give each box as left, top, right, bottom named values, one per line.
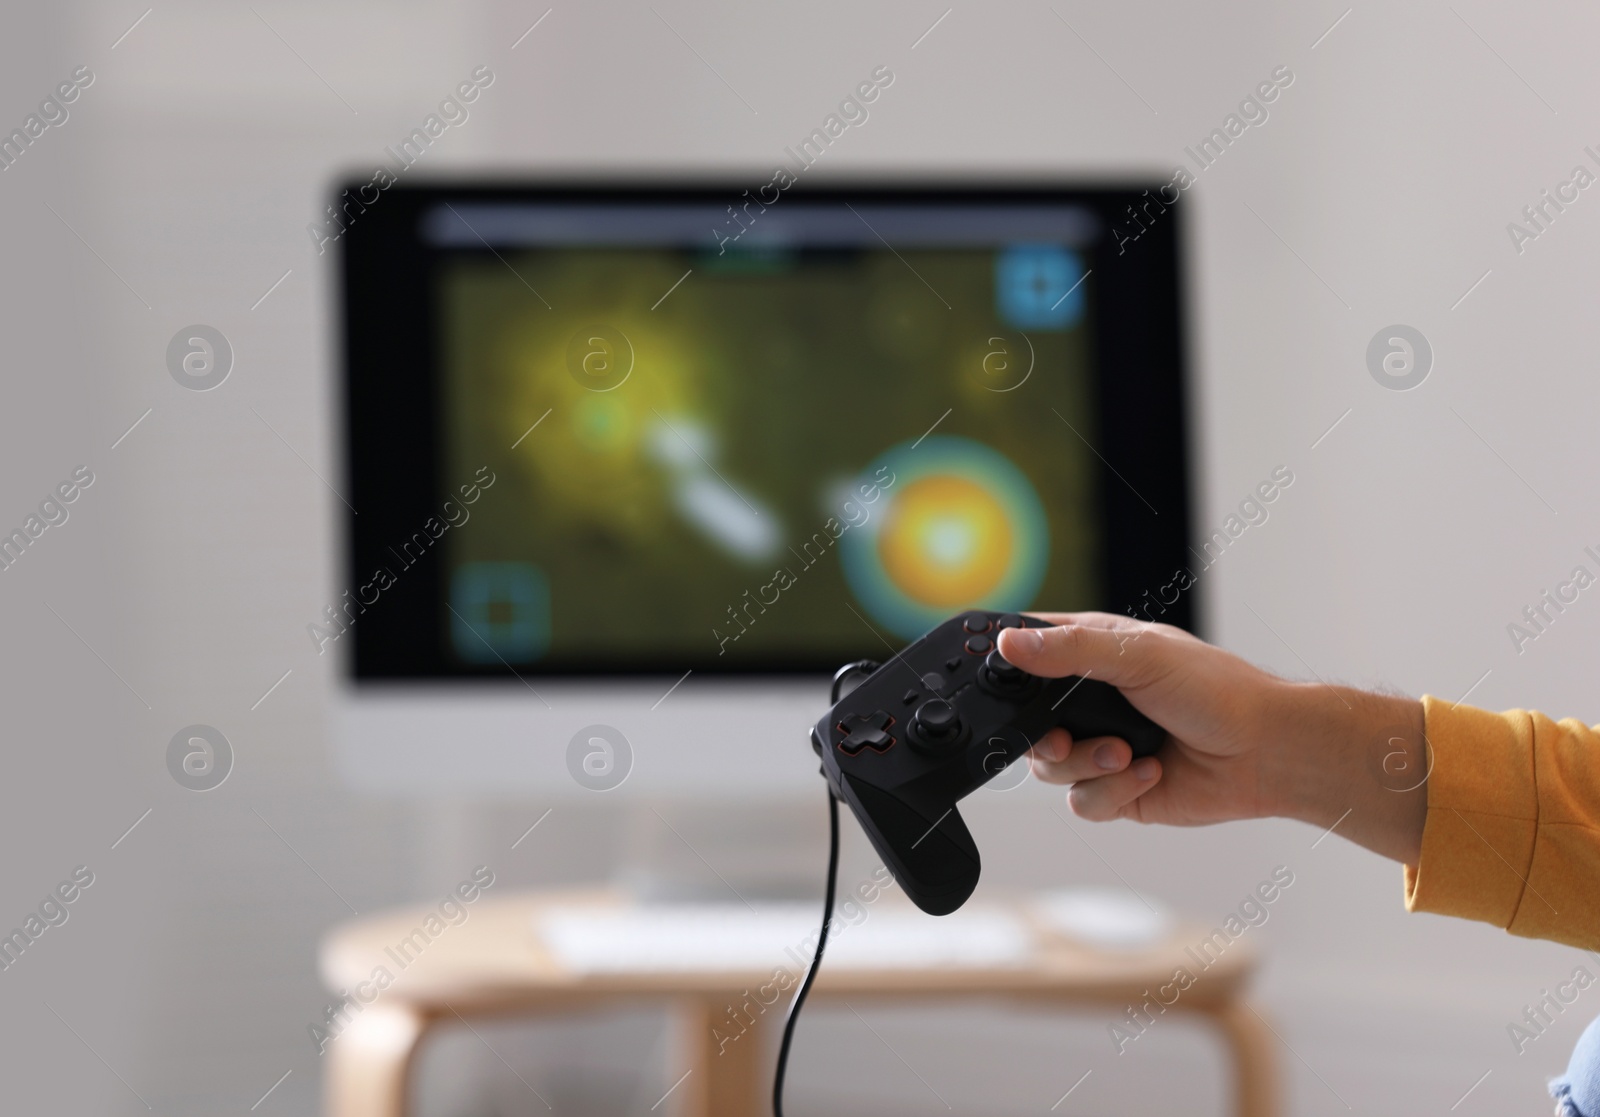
left=319, top=889, right=1278, bottom=1117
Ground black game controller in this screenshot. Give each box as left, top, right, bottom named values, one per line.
left=811, top=611, right=1167, bottom=916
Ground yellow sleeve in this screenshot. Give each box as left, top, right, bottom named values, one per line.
left=1403, top=695, right=1600, bottom=950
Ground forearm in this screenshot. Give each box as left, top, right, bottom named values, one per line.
left=1261, top=681, right=1427, bottom=864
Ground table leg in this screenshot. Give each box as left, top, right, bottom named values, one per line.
left=1201, top=998, right=1280, bottom=1117
left=324, top=1002, right=430, bottom=1117
left=678, top=998, right=768, bottom=1117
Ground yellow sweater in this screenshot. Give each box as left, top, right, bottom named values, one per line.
left=1404, top=696, right=1600, bottom=950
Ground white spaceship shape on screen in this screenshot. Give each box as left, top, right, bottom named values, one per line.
left=648, top=415, right=780, bottom=562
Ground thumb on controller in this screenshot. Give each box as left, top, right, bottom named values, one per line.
left=996, top=621, right=1169, bottom=691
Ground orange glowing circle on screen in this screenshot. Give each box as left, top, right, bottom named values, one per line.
left=878, top=476, right=1014, bottom=607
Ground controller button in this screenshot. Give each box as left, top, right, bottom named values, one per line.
left=903, top=689, right=920, bottom=705
left=913, top=699, right=961, bottom=739
left=921, top=671, right=947, bottom=694
left=838, top=710, right=896, bottom=754
left=839, top=730, right=891, bottom=755
left=961, top=613, right=992, bottom=634
left=996, top=614, right=1024, bottom=630
left=984, top=648, right=1025, bottom=682
left=944, top=656, right=963, bottom=672
left=963, top=635, right=993, bottom=655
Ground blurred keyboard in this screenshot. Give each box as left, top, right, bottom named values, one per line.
left=536, top=903, right=1033, bottom=973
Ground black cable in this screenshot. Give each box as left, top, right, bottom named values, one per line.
left=772, top=787, right=838, bottom=1117
left=774, top=662, right=873, bottom=1117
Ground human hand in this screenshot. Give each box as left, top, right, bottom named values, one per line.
left=995, top=613, right=1427, bottom=863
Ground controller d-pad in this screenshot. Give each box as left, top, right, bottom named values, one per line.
left=838, top=710, right=896, bottom=755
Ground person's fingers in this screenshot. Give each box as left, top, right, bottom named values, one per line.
left=1067, top=756, right=1162, bottom=821
left=996, top=619, right=1172, bottom=689
left=1028, top=734, right=1132, bottom=785
left=1026, top=611, right=1205, bottom=647
left=1028, top=727, right=1071, bottom=763
left=1024, top=611, right=1136, bottom=631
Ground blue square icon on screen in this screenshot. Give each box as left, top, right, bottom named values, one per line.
left=995, top=245, right=1085, bottom=330
left=450, top=562, right=550, bottom=664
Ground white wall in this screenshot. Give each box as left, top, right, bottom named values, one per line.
left=3, top=0, right=1597, bottom=1113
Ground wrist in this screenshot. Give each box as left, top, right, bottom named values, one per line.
left=1256, top=679, right=1344, bottom=825
left=1258, top=680, right=1427, bottom=862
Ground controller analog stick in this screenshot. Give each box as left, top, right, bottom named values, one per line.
left=984, top=648, right=1025, bottom=684
left=913, top=699, right=961, bottom=741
